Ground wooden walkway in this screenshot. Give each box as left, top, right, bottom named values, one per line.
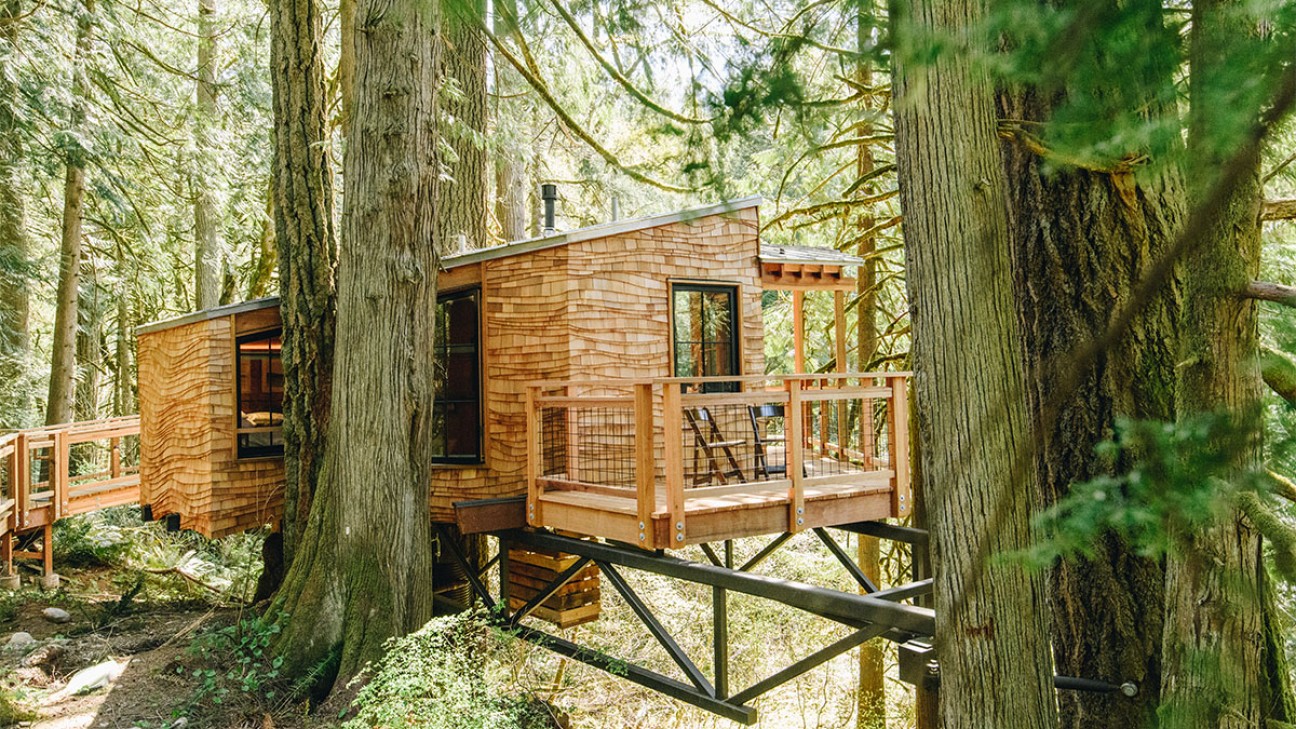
left=0, top=416, right=141, bottom=584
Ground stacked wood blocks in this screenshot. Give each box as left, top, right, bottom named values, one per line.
left=507, top=546, right=601, bottom=629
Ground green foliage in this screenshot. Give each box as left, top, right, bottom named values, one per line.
left=0, top=685, right=35, bottom=725
left=345, top=613, right=558, bottom=729
left=1018, top=413, right=1264, bottom=568
left=186, top=613, right=288, bottom=711
left=52, top=513, right=132, bottom=568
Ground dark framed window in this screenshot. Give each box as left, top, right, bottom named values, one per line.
left=236, top=329, right=284, bottom=458
left=433, top=288, right=483, bottom=464
left=672, top=283, right=740, bottom=392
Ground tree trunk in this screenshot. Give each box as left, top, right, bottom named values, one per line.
left=74, top=261, right=102, bottom=422
left=47, top=0, right=94, bottom=427
left=893, top=1, right=1056, bottom=726
left=247, top=179, right=276, bottom=300
left=270, top=0, right=440, bottom=695
left=997, top=9, right=1184, bottom=726
left=492, top=6, right=527, bottom=244
left=269, top=0, right=338, bottom=567
left=193, top=0, right=222, bottom=310
left=440, top=0, right=487, bottom=253
left=113, top=278, right=132, bottom=417
left=1161, top=1, right=1271, bottom=726
left=0, top=0, right=30, bottom=429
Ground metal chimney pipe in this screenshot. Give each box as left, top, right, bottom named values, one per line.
left=541, top=184, right=557, bottom=235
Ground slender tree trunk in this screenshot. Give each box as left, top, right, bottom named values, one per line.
left=492, top=7, right=526, bottom=244
left=1161, top=2, right=1272, bottom=726
left=74, top=261, right=102, bottom=422
left=248, top=180, right=276, bottom=300
left=440, top=0, right=487, bottom=253
left=997, top=6, right=1184, bottom=725
left=269, top=0, right=337, bottom=568
left=0, top=0, right=30, bottom=429
left=270, top=0, right=441, bottom=694
left=193, top=0, right=222, bottom=310
left=47, top=0, right=94, bottom=427
left=113, top=275, right=132, bottom=417
left=893, top=1, right=1055, bottom=726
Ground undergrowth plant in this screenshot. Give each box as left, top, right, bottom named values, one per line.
left=345, top=613, right=560, bottom=729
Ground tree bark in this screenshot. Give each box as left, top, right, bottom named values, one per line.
left=997, top=6, right=1184, bottom=726
left=247, top=179, right=276, bottom=300
left=193, top=0, right=222, bottom=310
left=47, top=0, right=94, bottom=427
left=269, top=0, right=337, bottom=567
left=1260, top=346, right=1296, bottom=407
left=440, top=0, right=488, bottom=253
left=492, top=7, right=527, bottom=244
left=1161, top=2, right=1271, bottom=726
left=0, top=0, right=30, bottom=429
left=893, top=0, right=1056, bottom=726
left=74, top=261, right=102, bottom=422
left=1262, top=197, right=1296, bottom=221
left=270, top=0, right=440, bottom=695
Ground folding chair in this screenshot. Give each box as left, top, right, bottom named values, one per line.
left=748, top=404, right=787, bottom=480
left=684, top=407, right=747, bottom=485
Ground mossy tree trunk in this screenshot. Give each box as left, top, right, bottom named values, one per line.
left=193, top=0, right=223, bottom=310
left=0, top=0, right=30, bottom=429
left=46, top=0, right=94, bottom=427
left=440, top=0, right=488, bottom=253
left=1160, top=1, right=1273, bottom=725
left=893, top=0, right=1056, bottom=726
left=997, top=6, right=1185, bottom=724
left=269, top=0, right=337, bottom=567
left=270, top=0, right=441, bottom=695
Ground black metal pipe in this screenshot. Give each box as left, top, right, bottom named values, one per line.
left=541, top=184, right=557, bottom=234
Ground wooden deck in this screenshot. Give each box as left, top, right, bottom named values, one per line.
left=0, top=416, right=142, bottom=579
left=525, top=373, right=910, bottom=549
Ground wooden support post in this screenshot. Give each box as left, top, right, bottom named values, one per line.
left=787, top=379, right=805, bottom=533
left=663, top=383, right=686, bottom=546
left=1, top=530, right=11, bottom=576
left=887, top=375, right=911, bottom=518
left=565, top=385, right=581, bottom=484
left=525, top=386, right=541, bottom=527
left=41, top=523, right=53, bottom=577
left=792, top=290, right=806, bottom=375
left=633, top=382, right=656, bottom=550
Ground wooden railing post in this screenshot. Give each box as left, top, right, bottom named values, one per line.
left=786, top=378, right=805, bottom=533
left=887, top=375, right=911, bottom=518
left=564, top=385, right=581, bottom=484
left=14, top=433, right=27, bottom=529
left=526, top=385, right=541, bottom=527
left=662, top=382, right=685, bottom=546
left=54, top=430, right=69, bottom=519
left=110, top=436, right=121, bottom=479
left=633, top=382, right=656, bottom=550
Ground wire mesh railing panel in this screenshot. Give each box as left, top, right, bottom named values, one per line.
left=539, top=403, right=638, bottom=491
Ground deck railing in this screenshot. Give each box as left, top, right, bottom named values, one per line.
left=0, top=415, right=141, bottom=535
left=526, top=373, right=910, bottom=548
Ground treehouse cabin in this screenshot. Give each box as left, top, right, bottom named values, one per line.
left=135, top=197, right=910, bottom=550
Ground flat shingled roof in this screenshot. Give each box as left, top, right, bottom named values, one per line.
left=441, top=195, right=763, bottom=269
left=758, top=243, right=864, bottom=267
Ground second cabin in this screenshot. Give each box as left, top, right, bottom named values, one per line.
left=136, top=196, right=909, bottom=548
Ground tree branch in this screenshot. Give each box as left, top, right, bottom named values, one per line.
left=1244, top=280, right=1296, bottom=307
left=1263, top=197, right=1296, bottom=221
left=1261, top=346, right=1296, bottom=407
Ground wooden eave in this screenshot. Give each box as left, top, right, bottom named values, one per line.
left=760, top=262, right=857, bottom=292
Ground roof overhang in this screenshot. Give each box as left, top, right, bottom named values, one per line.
left=759, top=244, right=861, bottom=292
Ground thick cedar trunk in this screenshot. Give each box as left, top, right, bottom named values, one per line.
left=440, top=0, right=488, bottom=253
left=193, top=0, right=222, bottom=310
left=47, top=0, right=94, bottom=427
left=0, top=0, right=30, bottom=429
left=893, top=1, right=1055, bottom=726
left=997, top=7, right=1184, bottom=723
left=270, top=0, right=440, bottom=693
left=269, top=0, right=337, bottom=566
left=1161, top=1, right=1269, bottom=725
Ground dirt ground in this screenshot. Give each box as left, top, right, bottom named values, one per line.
left=0, top=569, right=299, bottom=729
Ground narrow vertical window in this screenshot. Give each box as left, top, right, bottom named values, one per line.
left=672, top=283, right=740, bottom=391
left=236, top=329, right=284, bottom=458
left=433, top=288, right=483, bottom=463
